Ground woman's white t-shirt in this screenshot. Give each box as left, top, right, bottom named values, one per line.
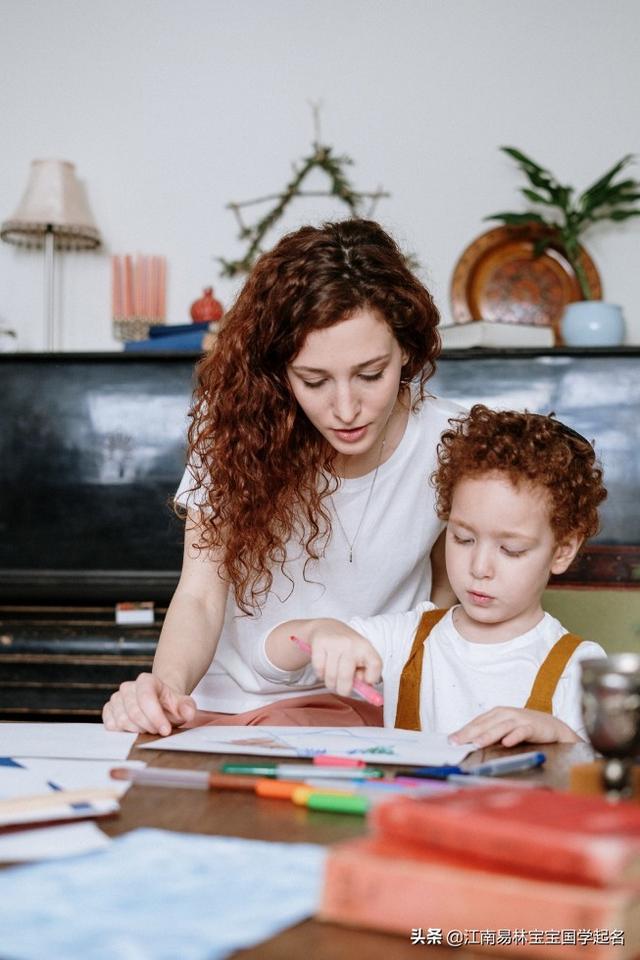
left=176, top=395, right=463, bottom=713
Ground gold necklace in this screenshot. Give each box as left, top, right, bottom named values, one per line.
left=332, top=431, right=387, bottom=563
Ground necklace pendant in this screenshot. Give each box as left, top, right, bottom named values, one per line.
left=349, top=548, right=353, bottom=563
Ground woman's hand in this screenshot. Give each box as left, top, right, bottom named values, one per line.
left=449, top=706, right=580, bottom=748
left=102, top=672, right=197, bottom=737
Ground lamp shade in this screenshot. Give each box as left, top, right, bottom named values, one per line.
left=1, top=159, right=101, bottom=250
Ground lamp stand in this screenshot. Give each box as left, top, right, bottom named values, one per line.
left=43, top=227, right=56, bottom=351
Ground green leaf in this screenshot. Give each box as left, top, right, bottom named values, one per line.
left=500, top=146, right=546, bottom=175
left=484, top=212, right=547, bottom=225
left=500, top=147, right=564, bottom=203
left=582, top=182, right=640, bottom=215
left=557, top=186, right=574, bottom=209
left=521, top=188, right=554, bottom=205
left=602, top=178, right=639, bottom=195
left=611, top=191, right=640, bottom=202
left=532, top=237, right=552, bottom=257
left=580, top=155, right=635, bottom=206
left=606, top=209, right=640, bottom=221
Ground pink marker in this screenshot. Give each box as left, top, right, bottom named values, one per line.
left=289, top=635, right=384, bottom=707
left=313, top=755, right=366, bottom=767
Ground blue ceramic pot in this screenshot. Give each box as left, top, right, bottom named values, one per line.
left=561, top=302, right=625, bottom=346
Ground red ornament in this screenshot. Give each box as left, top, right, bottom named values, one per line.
left=190, top=287, right=224, bottom=324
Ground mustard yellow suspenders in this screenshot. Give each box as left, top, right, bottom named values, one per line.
left=394, top=608, right=583, bottom=731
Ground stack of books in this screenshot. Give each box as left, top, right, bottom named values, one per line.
left=319, top=786, right=640, bottom=958
left=123, top=321, right=216, bottom=353
left=440, top=320, right=555, bottom=349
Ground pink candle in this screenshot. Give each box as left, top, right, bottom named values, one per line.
left=149, top=256, right=159, bottom=320
left=124, top=255, right=134, bottom=318
left=157, top=257, right=166, bottom=321
left=134, top=255, right=144, bottom=317
left=111, top=256, right=122, bottom=317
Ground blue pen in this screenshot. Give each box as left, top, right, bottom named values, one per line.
left=467, top=751, right=546, bottom=777
left=394, top=752, right=546, bottom=782
left=393, top=764, right=465, bottom=780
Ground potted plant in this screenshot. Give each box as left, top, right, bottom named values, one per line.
left=487, top=147, right=640, bottom=345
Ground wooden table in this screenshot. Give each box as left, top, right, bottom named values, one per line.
left=99, top=739, right=597, bottom=960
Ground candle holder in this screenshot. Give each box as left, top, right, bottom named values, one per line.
left=112, top=315, right=154, bottom=342
left=580, top=654, right=640, bottom=799
left=111, top=254, right=166, bottom=342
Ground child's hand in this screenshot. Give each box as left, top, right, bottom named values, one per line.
left=308, top=623, right=382, bottom=698
left=265, top=618, right=382, bottom=698
left=449, top=707, right=580, bottom=748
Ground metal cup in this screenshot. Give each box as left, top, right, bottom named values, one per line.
left=580, top=654, right=640, bottom=799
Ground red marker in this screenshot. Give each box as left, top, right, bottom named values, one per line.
left=290, top=635, right=384, bottom=707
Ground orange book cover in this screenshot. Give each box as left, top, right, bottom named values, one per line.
left=370, top=787, right=640, bottom=889
left=319, top=836, right=640, bottom=959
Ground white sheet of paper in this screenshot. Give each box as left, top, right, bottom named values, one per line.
left=0, top=724, right=136, bottom=760
left=0, top=763, right=121, bottom=827
left=0, top=767, right=57, bottom=801
left=0, top=822, right=111, bottom=862
left=0, top=799, right=119, bottom=829
left=18, top=758, right=146, bottom=797
left=141, top=725, right=471, bottom=766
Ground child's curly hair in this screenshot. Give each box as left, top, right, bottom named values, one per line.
left=433, top=404, right=607, bottom=544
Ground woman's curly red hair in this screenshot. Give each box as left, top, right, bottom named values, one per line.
left=183, top=219, right=441, bottom=612
left=433, top=405, right=607, bottom=544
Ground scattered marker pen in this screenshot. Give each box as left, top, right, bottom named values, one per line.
left=447, top=773, right=541, bottom=789
left=313, top=755, right=366, bottom=768
left=468, top=751, right=546, bottom=777
left=292, top=787, right=370, bottom=816
left=220, top=762, right=384, bottom=779
left=393, top=752, right=546, bottom=783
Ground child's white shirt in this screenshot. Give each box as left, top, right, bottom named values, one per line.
left=347, top=602, right=606, bottom=739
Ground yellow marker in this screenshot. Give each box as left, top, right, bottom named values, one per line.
left=291, top=786, right=314, bottom=806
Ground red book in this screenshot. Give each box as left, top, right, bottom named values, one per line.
left=319, top=835, right=640, bottom=959
left=371, top=787, right=640, bottom=889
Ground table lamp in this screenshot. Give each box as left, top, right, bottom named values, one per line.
left=1, top=159, right=101, bottom=350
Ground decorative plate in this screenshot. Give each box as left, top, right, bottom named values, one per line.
left=450, top=226, right=601, bottom=343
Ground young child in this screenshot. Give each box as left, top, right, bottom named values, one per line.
left=257, top=405, right=608, bottom=746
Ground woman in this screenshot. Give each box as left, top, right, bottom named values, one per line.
left=102, top=219, right=460, bottom=735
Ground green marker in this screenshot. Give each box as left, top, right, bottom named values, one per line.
left=221, top=762, right=383, bottom=779
left=303, top=792, right=370, bottom=816
left=220, top=762, right=278, bottom=777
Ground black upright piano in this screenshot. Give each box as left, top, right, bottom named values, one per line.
left=2, top=348, right=638, bottom=719
left=0, top=354, right=195, bottom=719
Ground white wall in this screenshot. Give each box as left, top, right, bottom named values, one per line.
left=1, top=0, right=638, bottom=351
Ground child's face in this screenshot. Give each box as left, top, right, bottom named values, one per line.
left=445, top=473, right=579, bottom=640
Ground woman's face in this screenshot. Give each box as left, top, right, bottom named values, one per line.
left=287, top=308, right=407, bottom=464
